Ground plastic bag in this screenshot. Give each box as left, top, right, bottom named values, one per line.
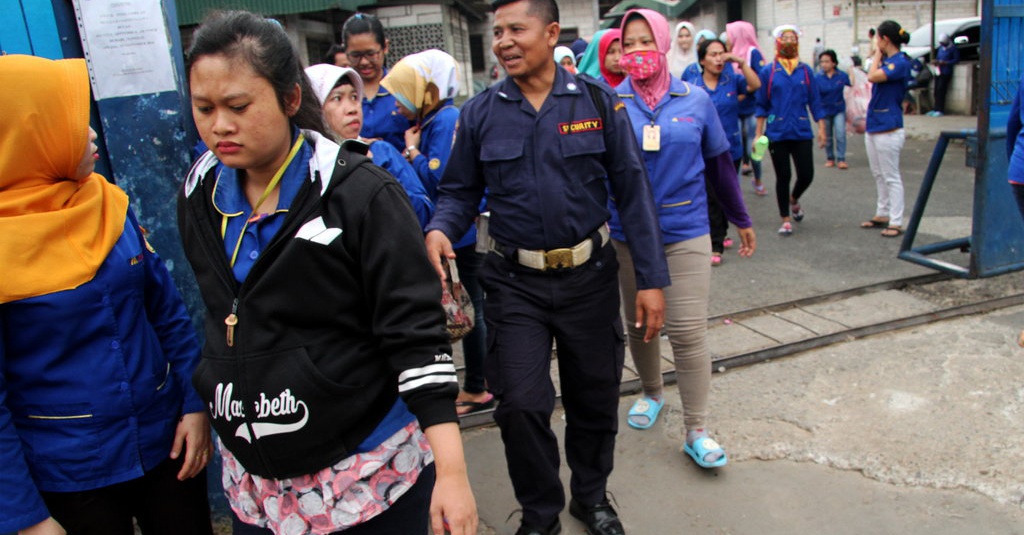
left=846, top=68, right=871, bottom=134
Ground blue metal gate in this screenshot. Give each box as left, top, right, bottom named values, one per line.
left=899, top=0, right=1024, bottom=278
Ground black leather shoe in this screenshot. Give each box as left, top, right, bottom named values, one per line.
left=569, top=499, right=625, bottom=535
left=515, top=519, right=561, bottom=535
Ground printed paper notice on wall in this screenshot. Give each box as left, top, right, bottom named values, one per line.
left=73, top=0, right=177, bottom=99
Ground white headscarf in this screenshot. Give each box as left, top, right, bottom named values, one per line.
left=667, top=21, right=697, bottom=78
left=305, top=64, right=364, bottom=105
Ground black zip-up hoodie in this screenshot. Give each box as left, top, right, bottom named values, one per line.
left=178, top=133, right=457, bottom=479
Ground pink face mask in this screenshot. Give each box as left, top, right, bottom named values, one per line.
left=619, top=50, right=664, bottom=80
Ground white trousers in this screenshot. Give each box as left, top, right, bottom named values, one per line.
left=865, top=128, right=906, bottom=227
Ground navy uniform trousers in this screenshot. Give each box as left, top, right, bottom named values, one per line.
left=479, top=242, right=624, bottom=528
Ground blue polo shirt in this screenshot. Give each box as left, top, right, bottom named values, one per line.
left=361, top=71, right=415, bottom=151
left=756, top=61, right=825, bottom=141
left=866, top=52, right=911, bottom=133
left=612, top=77, right=731, bottom=245
left=212, top=134, right=311, bottom=283
left=815, top=69, right=851, bottom=117
left=689, top=70, right=747, bottom=161
left=936, top=43, right=960, bottom=75
left=426, top=67, right=669, bottom=289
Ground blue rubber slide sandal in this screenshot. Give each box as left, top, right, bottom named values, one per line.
left=626, top=396, right=664, bottom=430
left=684, top=435, right=728, bottom=468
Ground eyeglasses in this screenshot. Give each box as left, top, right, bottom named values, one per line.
left=346, top=48, right=382, bottom=63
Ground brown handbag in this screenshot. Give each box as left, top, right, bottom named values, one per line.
left=441, top=258, right=475, bottom=342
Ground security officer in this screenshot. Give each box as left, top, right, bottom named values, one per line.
left=424, top=0, right=669, bottom=534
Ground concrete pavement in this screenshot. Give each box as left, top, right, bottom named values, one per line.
left=461, top=113, right=1024, bottom=534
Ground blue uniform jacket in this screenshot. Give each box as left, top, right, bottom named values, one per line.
left=687, top=70, right=747, bottom=162
left=936, top=43, right=960, bottom=75
left=411, top=101, right=476, bottom=249
left=756, top=61, right=825, bottom=141
left=867, top=53, right=910, bottom=133
left=370, top=139, right=435, bottom=230
left=1007, top=74, right=1024, bottom=184
left=426, top=67, right=670, bottom=290
left=361, top=72, right=415, bottom=151
left=815, top=69, right=851, bottom=117
left=0, top=211, right=203, bottom=533
left=738, top=49, right=765, bottom=117
left=611, top=78, right=734, bottom=245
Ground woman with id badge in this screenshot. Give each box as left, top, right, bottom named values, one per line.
left=609, top=9, right=756, bottom=469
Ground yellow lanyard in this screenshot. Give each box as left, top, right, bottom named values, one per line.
left=221, top=136, right=305, bottom=267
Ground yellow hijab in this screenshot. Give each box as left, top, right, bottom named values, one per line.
left=0, top=55, right=128, bottom=303
left=380, top=49, right=460, bottom=122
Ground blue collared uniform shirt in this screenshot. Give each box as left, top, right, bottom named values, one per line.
left=612, top=77, right=732, bottom=245
left=815, top=69, right=851, bottom=117
left=361, top=71, right=415, bottom=151
left=688, top=70, right=747, bottom=161
left=368, top=139, right=434, bottom=230
left=738, top=49, right=765, bottom=117
left=866, top=53, right=910, bottom=133
left=0, top=212, right=203, bottom=532
left=1007, top=73, right=1024, bottom=184
left=426, top=67, right=669, bottom=289
left=756, top=61, right=826, bottom=141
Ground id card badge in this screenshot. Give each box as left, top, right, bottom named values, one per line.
left=642, top=124, right=661, bottom=151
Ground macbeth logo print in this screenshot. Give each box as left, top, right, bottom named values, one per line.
left=209, top=382, right=310, bottom=443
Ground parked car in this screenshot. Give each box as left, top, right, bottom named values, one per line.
left=903, top=16, right=981, bottom=64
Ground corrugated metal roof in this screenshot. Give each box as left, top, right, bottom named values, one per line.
left=175, top=0, right=365, bottom=26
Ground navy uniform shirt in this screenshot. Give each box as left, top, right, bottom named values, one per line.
left=427, top=67, right=669, bottom=290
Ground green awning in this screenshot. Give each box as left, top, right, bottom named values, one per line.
left=600, top=0, right=699, bottom=29
left=174, top=0, right=367, bottom=26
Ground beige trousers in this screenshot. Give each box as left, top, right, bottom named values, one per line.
left=614, top=236, right=711, bottom=431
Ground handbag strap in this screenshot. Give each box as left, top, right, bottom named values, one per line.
left=447, top=257, right=462, bottom=285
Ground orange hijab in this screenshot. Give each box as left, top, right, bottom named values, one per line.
left=0, top=55, right=128, bottom=303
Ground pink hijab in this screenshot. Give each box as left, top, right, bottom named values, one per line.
left=620, top=9, right=672, bottom=110
left=726, top=21, right=760, bottom=72
left=598, top=29, right=624, bottom=87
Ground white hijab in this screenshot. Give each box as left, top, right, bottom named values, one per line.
left=667, top=21, right=697, bottom=78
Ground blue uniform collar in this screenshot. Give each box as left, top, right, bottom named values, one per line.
left=617, top=77, right=692, bottom=100
left=421, top=98, right=455, bottom=129
left=212, top=129, right=310, bottom=218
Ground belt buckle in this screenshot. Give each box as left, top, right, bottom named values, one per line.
left=544, top=248, right=574, bottom=270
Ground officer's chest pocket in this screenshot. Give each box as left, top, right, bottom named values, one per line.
left=480, top=141, right=525, bottom=194
left=559, top=131, right=607, bottom=187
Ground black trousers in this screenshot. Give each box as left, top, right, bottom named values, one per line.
left=230, top=463, right=435, bottom=535
left=40, top=456, right=213, bottom=535
left=934, top=72, right=953, bottom=113
left=706, top=159, right=742, bottom=253
left=768, top=139, right=815, bottom=217
left=480, top=243, right=624, bottom=528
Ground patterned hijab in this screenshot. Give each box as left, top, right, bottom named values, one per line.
left=0, top=55, right=128, bottom=303
left=380, top=49, right=460, bottom=121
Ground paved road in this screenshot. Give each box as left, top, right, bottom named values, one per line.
left=463, top=113, right=1024, bottom=534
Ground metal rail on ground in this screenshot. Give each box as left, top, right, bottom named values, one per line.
left=457, top=274, right=1024, bottom=429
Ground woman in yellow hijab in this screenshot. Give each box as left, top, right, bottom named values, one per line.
left=0, top=55, right=212, bottom=535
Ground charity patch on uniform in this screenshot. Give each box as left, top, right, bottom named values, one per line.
left=558, top=118, right=603, bottom=135
left=428, top=158, right=442, bottom=170
left=129, top=253, right=144, bottom=266
left=887, top=63, right=895, bottom=70
left=671, top=117, right=695, bottom=123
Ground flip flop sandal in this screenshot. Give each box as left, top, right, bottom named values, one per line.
left=455, top=392, right=495, bottom=415
left=881, top=226, right=904, bottom=238
left=626, top=396, right=664, bottom=430
left=860, top=218, right=889, bottom=228
left=683, top=436, right=728, bottom=468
